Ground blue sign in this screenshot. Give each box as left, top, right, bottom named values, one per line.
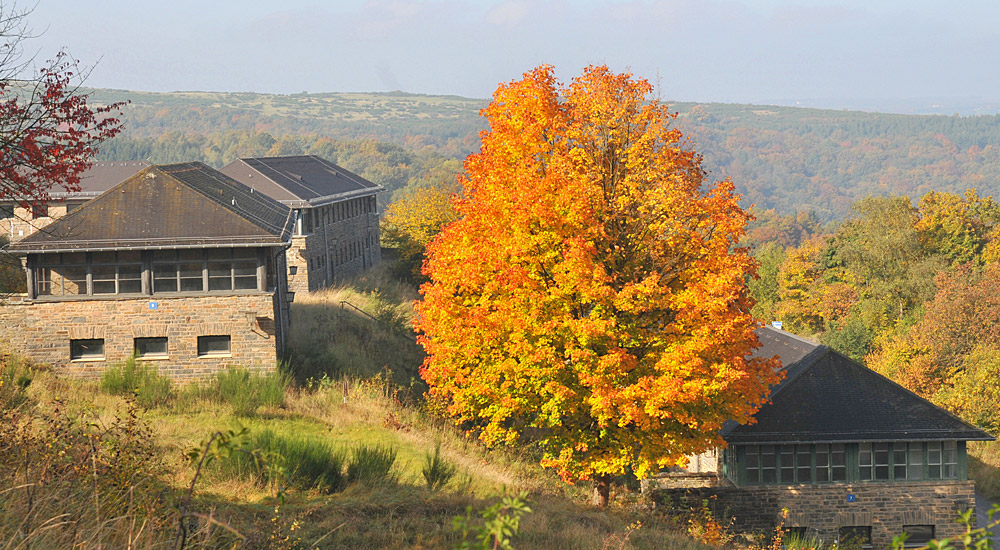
left=771, top=321, right=784, bottom=330
left=149, top=302, right=158, bottom=310
left=846, top=494, right=857, bottom=503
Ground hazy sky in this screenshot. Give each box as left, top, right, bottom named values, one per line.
left=22, top=0, right=1000, bottom=107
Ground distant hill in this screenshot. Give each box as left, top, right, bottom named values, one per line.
left=87, top=88, right=1000, bottom=220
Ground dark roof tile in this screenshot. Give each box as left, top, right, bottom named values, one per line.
left=220, top=155, right=381, bottom=207
left=722, top=326, right=993, bottom=443
left=9, top=162, right=293, bottom=252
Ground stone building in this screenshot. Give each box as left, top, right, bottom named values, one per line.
left=1, top=162, right=294, bottom=379
left=1, top=161, right=150, bottom=242
left=653, top=326, right=993, bottom=549
left=220, top=156, right=382, bottom=294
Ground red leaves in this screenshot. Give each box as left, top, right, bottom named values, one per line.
left=0, top=50, right=125, bottom=208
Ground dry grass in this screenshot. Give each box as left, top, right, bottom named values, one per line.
left=969, top=440, right=1000, bottom=499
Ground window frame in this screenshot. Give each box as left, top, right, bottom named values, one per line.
left=733, top=441, right=966, bottom=485
left=197, top=335, right=231, bottom=358
left=70, top=338, right=105, bottom=361
left=134, top=337, right=169, bottom=360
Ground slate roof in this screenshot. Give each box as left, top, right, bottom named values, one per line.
left=9, top=163, right=294, bottom=253
left=722, top=326, right=993, bottom=444
left=220, top=155, right=382, bottom=208
left=50, top=161, right=153, bottom=199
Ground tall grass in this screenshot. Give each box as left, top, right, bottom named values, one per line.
left=346, top=443, right=398, bottom=487
left=213, top=428, right=347, bottom=493
left=0, top=352, right=35, bottom=410
left=100, top=354, right=173, bottom=408
left=184, top=365, right=289, bottom=416
left=288, top=265, right=425, bottom=387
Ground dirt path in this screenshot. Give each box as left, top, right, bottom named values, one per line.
left=976, top=490, right=999, bottom=545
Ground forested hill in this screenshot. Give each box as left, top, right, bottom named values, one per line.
left=87, top=88, right=1000, bottom=219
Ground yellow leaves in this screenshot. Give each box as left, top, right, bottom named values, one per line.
left=416, top=64, right=779, bottom=486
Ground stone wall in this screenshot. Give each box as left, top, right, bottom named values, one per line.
left=293, top=205, right=380, bottom=292
left=0, top=292, right=280, bottom=380
left=653, top=481, right=977, bottom=548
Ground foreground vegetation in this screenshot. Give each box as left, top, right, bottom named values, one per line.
left=0, top=267, right=721, bottom=549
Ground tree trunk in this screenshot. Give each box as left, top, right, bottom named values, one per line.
left=592, top=474, right=611, bottom=507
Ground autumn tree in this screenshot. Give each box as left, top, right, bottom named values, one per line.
left=0, top=4, right=124, bottom=209
left=416, top=65, right=779, bottom=506
left=382, top=177, right=461, bottom=282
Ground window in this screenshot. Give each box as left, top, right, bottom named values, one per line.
left=760, top=445, right=777, bottom=483
left=31, top=203, right=48, bottom=218
left=839, top=526, right=872, bottom=550
left=745, top=445, right=760, bottom=483
left=902, top=526, right=934, bottom=547
left=943, top=441, right=958, bottom=479
left=152, top=249, right=259, bottom=294
left=92, top=251, right=142, bottom=294
left=0, top=203, right=13, bottom=218
left=71, top=339, right=105, bottom=361
left=815, top=444, right=846, bottom=481
left=134, top=337, right=168, bottom=359
left=198, top=335, right=231, bottom=357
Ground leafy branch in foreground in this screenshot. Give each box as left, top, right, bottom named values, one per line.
left=452, top=491, right=531, bottom=550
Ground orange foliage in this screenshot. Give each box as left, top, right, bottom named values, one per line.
left=415, top=65, right=779, bottom=488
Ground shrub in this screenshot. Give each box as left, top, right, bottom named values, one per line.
left=191, top=365, right=289, bottom=416
left=0, top=353, right=35, bottom=410
left=422, top=442, right=456, bottom=491
left=100, top=355, right=172, bottom=408
left=346, top=443, right=397, bottom=486
left=214, top=428, right=346, bottom=493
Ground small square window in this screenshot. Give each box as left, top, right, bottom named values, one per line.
left=31, top=203, right=48, bottom=218
left=71, top=339, right=105, bottom=361
left=839, top=526, right=872, bottom=550
left=902, top=525, right=934, bottom=547
left=197, top=335, right=231, bottom=357
left=134, top=337, right=168, bottom=359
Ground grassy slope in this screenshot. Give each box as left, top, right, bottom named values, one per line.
left=2, top=264, right=709, bottom=550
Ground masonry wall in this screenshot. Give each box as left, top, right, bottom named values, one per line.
left=0, top=205, right=64, bottom=242
left=0, top=292, right=280, bottom=380
left=653, top=481, right=977, bottom=548
left=292, top=198, right=381, bottom=292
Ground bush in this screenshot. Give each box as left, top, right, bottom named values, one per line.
left=213, top=428, right=346, bottom=493
left=0, top=353, right=34, bottom=410
left=190, top=365, right=289, bottom=416
left=100, top=355, right=172, bottom=408
left=422, top=442, right=456, bottom=491
left=346, top=444, right=397, bottom=487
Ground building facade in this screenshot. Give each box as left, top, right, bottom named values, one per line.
left=220, top=156, right=382, bottom=294
left=652, top=327, right=992, bottom=549
left=2, top=163, right=295, bottom=379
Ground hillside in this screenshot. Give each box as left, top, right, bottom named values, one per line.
left=0, top=266, right=715, bottom=549
left=87, top=88, right=1000, bottom=220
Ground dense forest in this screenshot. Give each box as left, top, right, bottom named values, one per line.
left=89, top=88, right=1000, bottom=219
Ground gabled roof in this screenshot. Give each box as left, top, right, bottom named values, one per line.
left=50, top=161, right=153, bottom=199
left=220, top=155, right=382, bottom=208
left=722, top=326, right=993, bottom=443
left=9, top=163, right=294, bottom=253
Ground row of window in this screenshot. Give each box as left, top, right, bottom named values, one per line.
left=70, top=336, right=231, bottom=361
left=33, top=249, right=264, bottom=297
left=307, top=237, right=375, bottom=273
left=300, top=196, right=377, bottom=235
left=730, top=442, right=962, bottom=485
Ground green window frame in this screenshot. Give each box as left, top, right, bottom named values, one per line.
left=732, top=441, right=967, bottom=485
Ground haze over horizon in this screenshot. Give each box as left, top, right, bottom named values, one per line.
left=27, top=0, right=1000, bottom=115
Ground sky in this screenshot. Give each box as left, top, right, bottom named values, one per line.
left=21, top=0, right=1000, bottom=111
